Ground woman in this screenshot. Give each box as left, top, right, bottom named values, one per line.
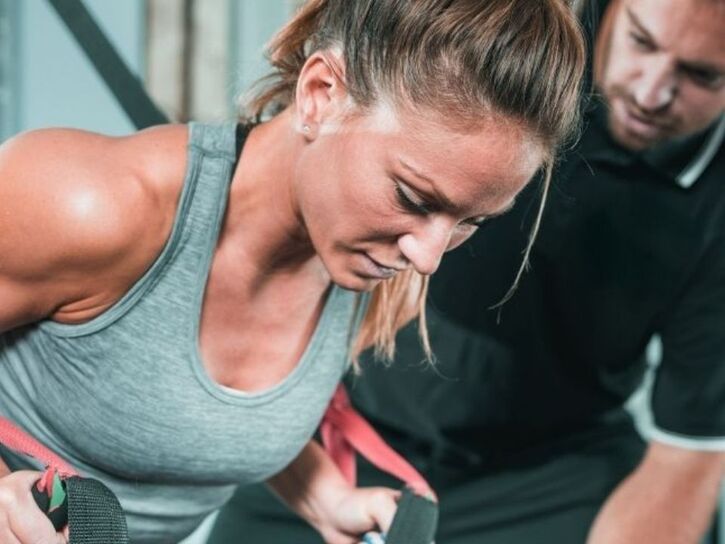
left=0, top=0, right=585, bottom=542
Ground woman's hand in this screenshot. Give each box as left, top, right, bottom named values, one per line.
left=268, top=441, right=402, bottom=543
left=313, top=485, right=400, bottom=544
left=0, top=470, right=68, bottom=544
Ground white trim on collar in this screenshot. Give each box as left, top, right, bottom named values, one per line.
left=677, top=115, right=725, bottom=189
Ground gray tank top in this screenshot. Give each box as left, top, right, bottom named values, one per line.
left=0, top=122, right=365, bottom=543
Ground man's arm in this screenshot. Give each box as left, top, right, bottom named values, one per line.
left=587, top=440, right=725, bottom=544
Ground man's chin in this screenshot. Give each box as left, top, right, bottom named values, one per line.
left=610, top=126, right=653, bottom=151
left=608, top=115, right=664, bottom=151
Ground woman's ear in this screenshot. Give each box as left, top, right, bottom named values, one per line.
left=295, top=51, right=348, bottom=140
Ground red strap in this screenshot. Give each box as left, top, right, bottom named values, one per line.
left=0, top=416, right=78, bottom=478
left=321, top=385, right=434, bottom=498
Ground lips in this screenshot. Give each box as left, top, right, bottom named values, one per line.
left=359, top=253, right=403, bottom=279
left=615, top=98, right=671, bottom=139
left=629, top=109, right=666, bottom=129
left=618, top=102, right=669, bottom=140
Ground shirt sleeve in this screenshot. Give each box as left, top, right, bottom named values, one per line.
left=651, top=235, right=725, bottom=449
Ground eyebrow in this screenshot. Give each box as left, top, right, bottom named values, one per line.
left=627, top=8, right=725, bottom=76
left=626, top=8, right=656, bottom=45
left=680, top=60, right=725, bottom=78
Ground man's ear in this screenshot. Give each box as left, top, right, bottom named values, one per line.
left=295, top=51, right=347, bottom=139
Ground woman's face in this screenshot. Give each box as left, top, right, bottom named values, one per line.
left=293, top=105, right=543, bottom=292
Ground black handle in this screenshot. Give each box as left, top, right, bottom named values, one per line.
left=32, top=478, right=68, bottom=531
left=384, top=487, right=438, bottom=544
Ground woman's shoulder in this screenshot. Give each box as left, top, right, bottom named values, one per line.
left=0, top=124, right=190, bottom=326
left=0, top=124, right=189, bottom=252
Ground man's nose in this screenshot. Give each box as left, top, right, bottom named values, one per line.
left=633, top=57, right=677, bottom=114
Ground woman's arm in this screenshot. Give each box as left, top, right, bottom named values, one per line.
left=267, top=440, right=399, bottom=544
left=0, top=126, right=185, bottom=333
left=0, top=125, right=185, bottom=543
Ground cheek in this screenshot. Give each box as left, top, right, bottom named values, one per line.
left=603, top=34, right=643, bottom=90
left=677, top=90, right=725, bottom=126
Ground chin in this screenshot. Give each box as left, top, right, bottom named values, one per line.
left=320, top=249, right=381, bottom=292
left=608, top=116, right=655, bottom=151
left=330, top=272, right=381, bottom=293
left=325, top=263, right=381, bottom=292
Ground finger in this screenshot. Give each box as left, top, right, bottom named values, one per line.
left=5, top=472, right=66, bottom=544
left=366, top=488, right=400, bottom=533
left=0, top=529, right=23, bottom=544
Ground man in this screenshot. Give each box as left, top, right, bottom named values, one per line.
left=208, top=0, right=725, bottom=542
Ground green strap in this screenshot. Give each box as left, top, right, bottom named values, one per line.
left=49, top=472, right=67, bottom=511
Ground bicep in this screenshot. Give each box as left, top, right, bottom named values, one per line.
left=643, top=441, right=725, bottom=474
left=635, top=441, right=724, bottom=502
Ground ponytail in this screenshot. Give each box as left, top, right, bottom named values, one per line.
left=247, top=0, right=328, bottom=120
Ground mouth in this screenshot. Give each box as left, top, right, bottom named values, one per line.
left=616, top=101, right=670, bottom=140
left=358, top=253, right=403, bottom=280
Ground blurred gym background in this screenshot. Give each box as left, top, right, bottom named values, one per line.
left=0, top=0, right=295, bottom=139
left=0, top=1, right=722, bottom=543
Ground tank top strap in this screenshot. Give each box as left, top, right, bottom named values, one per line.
left=188, top=121, right=239, bottom=164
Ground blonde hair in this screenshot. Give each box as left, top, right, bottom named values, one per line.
left=246, top=0, right=587, bottom=362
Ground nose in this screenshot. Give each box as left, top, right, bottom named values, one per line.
left=633, top=56, right=676, bottom=114
left=397, top=218, right=455, bottom=276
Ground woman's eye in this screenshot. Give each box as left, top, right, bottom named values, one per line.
left=394, top=182, right=430, bottom=215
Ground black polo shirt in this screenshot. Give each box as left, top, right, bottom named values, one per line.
left=348, top=104, right=725, bottom=471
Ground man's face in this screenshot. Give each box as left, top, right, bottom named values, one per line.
left=598, top=0, right=725, bottom=150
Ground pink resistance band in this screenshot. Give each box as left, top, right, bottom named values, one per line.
left=0, top=416, right=78, bottom=497
left=321, top=385, right=435, bottom=498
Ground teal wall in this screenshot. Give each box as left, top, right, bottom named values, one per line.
left=2, top=0, right=291, bottom=140
left=15, top=0, right=145, bottom=135
left=0, top=0, right=20, bottom=140
left=229, top=0, right=290, bottom=107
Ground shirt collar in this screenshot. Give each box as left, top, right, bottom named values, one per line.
left=584, top=99, right=724, bottom=189
left=671, top=115, right=725, bottom=189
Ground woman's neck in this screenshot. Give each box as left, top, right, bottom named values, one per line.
left=216, top=109, right=327, bottom=291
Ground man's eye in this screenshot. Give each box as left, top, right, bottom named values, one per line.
left=629, top=33, right=655, bottom=52
left=683, top=67, right=723, bottom=89
left=394, top=182, right=430, bottom=215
